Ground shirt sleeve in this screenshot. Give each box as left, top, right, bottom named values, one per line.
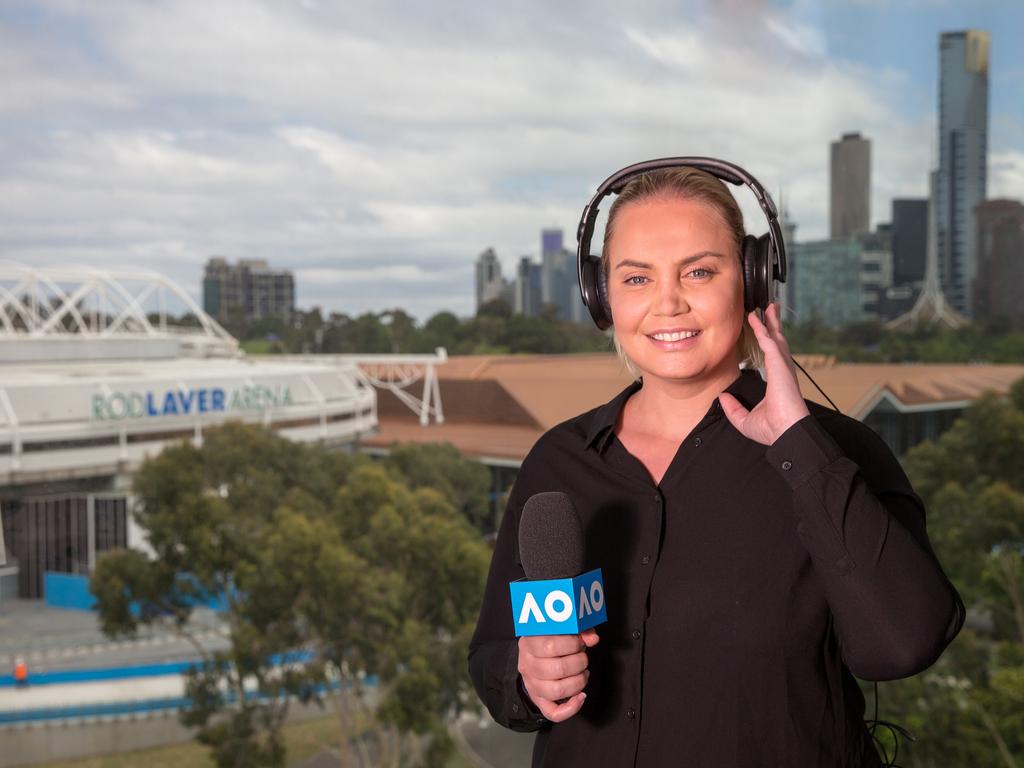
left=764, top=412, right=966, bottom=681
left=467, top=479, right=549, bottom=732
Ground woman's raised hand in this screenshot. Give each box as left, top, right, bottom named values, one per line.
left=719, top=302, right=810, bottom=446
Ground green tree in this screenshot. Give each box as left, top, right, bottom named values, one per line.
left=92, top=423, right=490, bottom=768
left=382, top=442, right=492, bottom=531
left=866, top=378, right=1024, bottom=766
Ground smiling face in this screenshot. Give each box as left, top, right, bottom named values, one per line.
left=606, top=195, right=746, bottom=386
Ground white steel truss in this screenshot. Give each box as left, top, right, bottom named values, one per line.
left=0, top=262, right=238, bottom=355
left=276, top=349, right=447, bottom=426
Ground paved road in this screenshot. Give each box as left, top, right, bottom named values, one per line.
left=0, top=600, right=225, bottom=671
left=458, top=713, right=537, bottom=768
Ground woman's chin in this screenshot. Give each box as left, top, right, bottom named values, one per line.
left=634, top=353, right=738, bottom=384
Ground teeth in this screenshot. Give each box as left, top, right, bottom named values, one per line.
left=651, top=331, right=700, bottom=341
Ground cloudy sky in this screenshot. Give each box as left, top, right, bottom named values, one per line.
left=3, top=0, right=1023, bottom=322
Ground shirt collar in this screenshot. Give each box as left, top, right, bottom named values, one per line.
left=584, top=368, right=767, bottom=454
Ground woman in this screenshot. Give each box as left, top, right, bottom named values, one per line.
left=467, top=166, right=964, bottom=767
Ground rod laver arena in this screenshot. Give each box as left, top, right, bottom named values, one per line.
left=0, top=265, right=377, bottom=600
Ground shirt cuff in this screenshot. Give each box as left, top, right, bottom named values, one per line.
left=766, top=414, right=844, bottom=489
left=503, top=642, right=548, bottom=725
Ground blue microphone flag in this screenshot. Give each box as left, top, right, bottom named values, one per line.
left=509, top=568, right=607, bottom=637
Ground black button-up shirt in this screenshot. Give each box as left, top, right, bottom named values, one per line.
left=468, top=369, right=964, bottom=767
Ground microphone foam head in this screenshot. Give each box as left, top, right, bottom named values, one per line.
left=518, top=492, right=584, bottom=580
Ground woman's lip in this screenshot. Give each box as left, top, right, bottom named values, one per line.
left=646, top=330, right=702, bottom=339
left=646, top=331, right=702, bottom=348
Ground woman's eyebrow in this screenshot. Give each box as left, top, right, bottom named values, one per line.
left=613, top=251, right=726, bottom=270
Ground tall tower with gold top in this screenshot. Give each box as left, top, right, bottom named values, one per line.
left=935, top=30, right=989, bottom=317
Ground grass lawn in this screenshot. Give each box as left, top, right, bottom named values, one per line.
left=34, top=716, right=474, bottom=768
left=239, top=339, right=274, bottom=354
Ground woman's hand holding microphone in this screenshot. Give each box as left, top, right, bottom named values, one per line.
left=518, top=628, right=600, bottom=722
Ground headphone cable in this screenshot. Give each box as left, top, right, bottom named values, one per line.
left=791, top=357, right=841, bottom=413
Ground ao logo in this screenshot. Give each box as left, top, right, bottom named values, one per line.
left=509, top=568, right=607, bottom=636
left=517, top=579, right=605, bottom=624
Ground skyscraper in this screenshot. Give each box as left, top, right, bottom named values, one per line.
left=973, top=199, right=1024, bottom=320
left=830, top=132, right=871, bottom=240
left=935, top=30, right=989, bottom=316
left=540, top=228, right=563, bottom=309
left=540, top=227, right=581, bottom=321
left=203, top=258, right=295, bottom=324
left=891, top=199, right=928, bottom=286
left=475, top=248, right=503, bottom=309
left=515, top=257, right=543, bottom=316
left=788, top=239, right=864, bottom=327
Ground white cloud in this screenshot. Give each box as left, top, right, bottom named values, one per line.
left=1, top=0, right=1021, bottom=321
left=990, top=150, right=1024, bottom=199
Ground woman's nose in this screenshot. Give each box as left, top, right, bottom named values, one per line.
left=653, top=279, right=688, bottom=315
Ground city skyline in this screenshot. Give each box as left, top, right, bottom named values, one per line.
left=2, top=1, right=1023, bottom=322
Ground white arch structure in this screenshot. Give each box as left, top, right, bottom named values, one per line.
left=352, top=349, right=446, bottom=426
left=0, top=262, right=238, bottom=357
left=274, top=349, right=447, bottom=426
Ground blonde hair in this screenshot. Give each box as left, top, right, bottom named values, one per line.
left=600, top=167, right=764, bottom=378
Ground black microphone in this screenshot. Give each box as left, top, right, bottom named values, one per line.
left=518, top=491, right=585, bottom=580
left=510, top=492, right=606, bottom=636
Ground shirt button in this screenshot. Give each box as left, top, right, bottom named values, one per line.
left=654, top=495, right=661, bottom=504
left=694, top=436, right=702, bottom=446
left=512, top=703, right=520, bottom=713
left=641, top=554, right=650, bottom=565
left=781, top=460, right=793, bottom=470
left=632, top=628, right=641, bottom=640
left=626, top=708, right=636, bottom=720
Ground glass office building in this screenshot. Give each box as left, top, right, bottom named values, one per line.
left=935, top=30, right=989, bottom=317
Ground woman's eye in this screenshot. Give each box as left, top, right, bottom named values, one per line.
left=624, top=275, right=648, bottom=285
left=686, top=267, right=714, bottom=279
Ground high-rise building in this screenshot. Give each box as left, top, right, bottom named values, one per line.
left=203, top=258, right=295, bottom=324
left=539, top=227, right=586, bottom=322
left=541, top=228, right=562, bottom=308
left=973, top=199, right=1024, bottom=320
left=475, top=248, right=504, bottom=309
left=789, top=239, right=864, bottom=327
left=935, top=30, right=990, bottom=316
left=830, top=132, right=871, bottom=240
left=515, top=257, right=543, bottom=317
left=891, top=199, right=928, bottom=286
left=859, top=225, right=894, bottom=321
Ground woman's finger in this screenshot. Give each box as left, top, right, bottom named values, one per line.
left=765, top=304, right=793, bottom=355
left=528, top=651, right=589, bottom=681
left=747, top=311, right=781, bottom=355
left=719, top=392, right=749, bottom=431
left=535, top=692, right=587, bottom=723
left=756, top=306, right=799, bottom=381
left=524, top=671, right=589, bottom=708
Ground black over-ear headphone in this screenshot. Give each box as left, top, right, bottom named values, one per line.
left=576, top=156, right=788, bottom=330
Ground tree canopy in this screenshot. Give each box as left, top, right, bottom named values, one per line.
left=865, top=377, right=1024, bottom=766
left=91, top=425, right=491, bottom=767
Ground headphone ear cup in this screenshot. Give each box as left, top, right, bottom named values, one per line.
left=597, top=260, right=612, bottom=325
left=580, top=254, right=612, bottom=330
left=741, top=233, right=773, bottom=313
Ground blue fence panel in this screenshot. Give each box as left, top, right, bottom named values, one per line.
left=43, top=572, right=96, bottom=611
left=0, top=677, right=377, bottom=724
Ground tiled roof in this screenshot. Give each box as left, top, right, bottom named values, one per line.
left=363, top=354, right=1024, bottom=464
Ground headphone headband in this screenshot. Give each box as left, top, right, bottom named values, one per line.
left=576, top=156, right=788, bottom=329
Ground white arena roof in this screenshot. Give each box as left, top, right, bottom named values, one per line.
left=0, top=265, right=382, bottom=485
left=0, top=356, right=377, bottom=485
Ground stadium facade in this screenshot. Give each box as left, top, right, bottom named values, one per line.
left=0, top=266, right=379, bottom=600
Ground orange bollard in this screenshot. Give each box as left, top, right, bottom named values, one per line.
left=13, top=656, right=28, bottom=688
